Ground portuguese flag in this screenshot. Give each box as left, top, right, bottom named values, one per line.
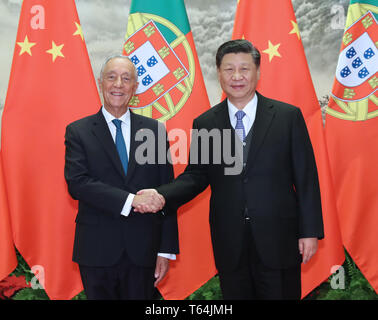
left=325, top=0, right=378, bottom=293
left=1, top=0, right=100, bottom=299
left=124, top=0, right=216, bottom=299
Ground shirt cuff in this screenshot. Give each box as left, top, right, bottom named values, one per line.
left=120, top=193, right=135, bottom=217
left=158, top=253, right=176, bottom=260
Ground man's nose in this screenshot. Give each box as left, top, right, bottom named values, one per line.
left=114, top=76, right=123, bottom=87
left=232, top=70, right=243, bottom=80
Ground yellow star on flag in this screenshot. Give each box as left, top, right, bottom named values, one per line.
left=289, top=20, right=301, bottom=40
left=17, top=35, right=36, bottom=56
left=73, top=22, right=84, bottom=41
left=46, top=41, right=65, bottom=62
left=263, top=40, right=281, bottom=62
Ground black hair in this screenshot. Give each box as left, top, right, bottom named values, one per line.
left=216, top=39, right=261, bottom=68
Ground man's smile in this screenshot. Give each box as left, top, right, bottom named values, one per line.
left=110, top=92, right=124, bottom=96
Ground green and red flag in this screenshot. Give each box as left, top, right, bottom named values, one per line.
left=0, top=152, right=17, bottom=281
left=123, top=0, right=216, bottom=299
left=1, top=0, right=100, bottom=299
left=325, top=0, right=378, bottom=293
left=231, top=0, right=345, bottom=298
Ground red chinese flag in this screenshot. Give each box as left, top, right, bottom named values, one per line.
left=0, top=152, right=17, bottom=281
left=231, top=0, right=345, bottom=297
left=123, top=0, right=217, bottom=299
left=1, top=0, right=100, bottom=299
left=325, top=2, right=378, bottom=293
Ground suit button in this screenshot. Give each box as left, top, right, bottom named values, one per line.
left=244, top=208, right=251, bottom=222
left=243, top=178, right=248, bottom=183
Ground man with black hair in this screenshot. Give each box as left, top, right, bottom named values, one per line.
left=136, top=40, right=324, bottom=300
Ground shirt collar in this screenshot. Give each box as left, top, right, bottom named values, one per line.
left=101, top=106, right=130, bottom=125
left=227, top=93, right=258, bottom=120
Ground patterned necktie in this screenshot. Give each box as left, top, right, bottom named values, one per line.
left=112, top=119, right=128, bottom=175
left=235, top=110, right=246, bottom=142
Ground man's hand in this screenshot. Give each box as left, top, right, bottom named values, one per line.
left=132, top=189, right=165, bottom=213
left=298, top=237, right=318, bottom=264
left=154, top=256, right=169, bottom=287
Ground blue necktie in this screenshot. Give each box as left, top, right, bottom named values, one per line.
left=112, top=119, right=128, bottom=175
left=235, top=110, right=246, bottom=142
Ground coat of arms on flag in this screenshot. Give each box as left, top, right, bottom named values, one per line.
left=123, top=20, right=190, bottom=117
left=334, top=11, right=377, bottom=101
left=328, top=11, right=378, bottom=121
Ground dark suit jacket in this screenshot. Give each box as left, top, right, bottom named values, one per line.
left=64, top=109, right=179, bottom=268
left=157, top=92, right=324, bottom=272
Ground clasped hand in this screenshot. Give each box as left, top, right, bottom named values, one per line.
left=132, top=189, right=165, bottom=213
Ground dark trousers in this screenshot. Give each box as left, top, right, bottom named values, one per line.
left=79, top=250, right=155, bottom=300
left=218, top=221, right=301, bottom=300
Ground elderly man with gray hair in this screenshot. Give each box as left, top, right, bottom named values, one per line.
left=64, top=55, right=179, bottom=300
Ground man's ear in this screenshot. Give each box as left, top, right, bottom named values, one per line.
left=133, top=81, right=139, bottom=96
left=97, top=78, right=102, bottom=93
left=216, top=68, right=221, bottom=82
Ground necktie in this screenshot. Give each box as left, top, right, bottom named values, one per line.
left=235, top=110, right=246, bottom=142
left=112, top=119, right=128, bottom=175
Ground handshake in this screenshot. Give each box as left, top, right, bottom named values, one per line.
left=132, top=189, right=166, bottom=213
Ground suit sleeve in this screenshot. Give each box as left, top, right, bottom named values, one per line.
left=64, top=123, right=129, bottom=219
left=291, top=108, right=324, bottom=239
left=156, top=119, right=210, bottom=210
left=157, top=122, right=179, bottom=254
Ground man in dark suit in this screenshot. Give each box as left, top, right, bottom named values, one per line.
left=136, top=40, right=324, bottom=299
left=64, top=55, right=179, bottom=300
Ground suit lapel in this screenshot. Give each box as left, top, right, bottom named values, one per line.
left=214, top=97, right=276, bottom=175
left=91, top=110, right=126, bottom=180
left=244, top=92, right=276, bottom=173
left=213, top=100, right=242, bottom=174
left=124, top=111, right=143, bottom=186
left=213, top=99, right=233, bottom=131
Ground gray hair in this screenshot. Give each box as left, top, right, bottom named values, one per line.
left=99, top=54, right=138, bottom=81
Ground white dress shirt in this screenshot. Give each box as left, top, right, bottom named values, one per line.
left=102, top=106, right=135, bottom=217
left=102, top=106, right=175, bottom=260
